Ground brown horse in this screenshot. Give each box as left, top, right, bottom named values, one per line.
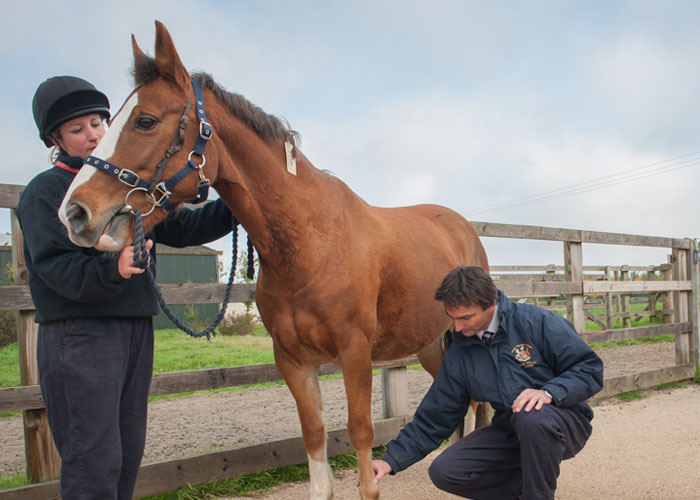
left=59, top=22, right=489, bottom=500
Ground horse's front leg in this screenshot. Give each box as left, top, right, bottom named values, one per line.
left=339, top=340, right=379, bottom=500
left=276, top=355, right=333, bottom=500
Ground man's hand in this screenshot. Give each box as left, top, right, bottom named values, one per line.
left=357, top=460, right=392, bottom=486
left=512, top=388, right=552, bottom=413
left=118, top=239, right=153, bottom=279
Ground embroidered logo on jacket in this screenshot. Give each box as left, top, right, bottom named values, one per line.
left=512, top=343, right=536, bottom=368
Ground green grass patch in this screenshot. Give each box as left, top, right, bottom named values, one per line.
left=153, top=329, right=274, bottom=374
left=695, top=364, right=700, bottom=384
left=617, top=390, right=644, bottom=402
left=0, top=342, right=20, bottom=389
left=656, top=381, right=685, bottom=390
left=148, top=329, right=276, bottom=401
left=0, top=471, right=26, bottom=490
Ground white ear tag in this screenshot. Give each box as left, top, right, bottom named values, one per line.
left=285, top=141, right=297, bottom=176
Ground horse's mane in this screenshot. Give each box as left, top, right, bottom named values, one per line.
left=132, top=57, right=299, bottom=145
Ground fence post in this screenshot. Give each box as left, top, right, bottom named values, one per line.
left=381, top=367, right=409, bottom=419
left=564, top=241, right=585, bottom=333
left=546, top=265, right=557, bottom=308
left=604, top=265, right=613, bottom=329
left=10, top=209, right=61, bottom=482
left=661, top=259, right=674, bottom=324
left=686, top=239, right=699, bottom=367
left=672, top=248, right=690, bottom=365
left=620, top=265, right=631, bottom=328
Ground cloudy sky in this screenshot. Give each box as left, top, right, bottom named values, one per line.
left=2, top=1, right=699, bottom=273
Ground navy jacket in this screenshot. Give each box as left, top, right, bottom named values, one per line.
left=17, top=155, right=234, bottom=323
left=382, top=290, right=604, bottom=474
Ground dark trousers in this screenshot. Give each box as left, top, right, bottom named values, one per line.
left=428, top=405, right=592, bottom=500
left=37, top=317, right=154, bottom=500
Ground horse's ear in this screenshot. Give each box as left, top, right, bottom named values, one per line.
left=132, top=34, right=149, bottom=69
left=153, top=20, right=190, bottom=91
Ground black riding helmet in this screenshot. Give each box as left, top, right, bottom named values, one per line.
left=32, top=76, right=110, bottom=147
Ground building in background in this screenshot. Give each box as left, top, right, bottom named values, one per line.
left=153, top=244, right=221, bottom=330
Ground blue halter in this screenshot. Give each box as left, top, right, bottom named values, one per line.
left=84, top=79, right=212, bottom=214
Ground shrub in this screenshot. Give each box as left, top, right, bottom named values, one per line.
left=0, top=310, right=16, bottom=349
left=218, top=313, right=258, bottom=336
left=183, top=304, right=208, bottom=332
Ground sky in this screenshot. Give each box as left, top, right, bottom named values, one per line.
left=2, top=0, right=700, bottom=275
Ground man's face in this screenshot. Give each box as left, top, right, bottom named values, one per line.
left=445, top=302, right=496, bottom=338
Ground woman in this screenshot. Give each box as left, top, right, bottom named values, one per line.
left=18, top=76, right=233, bottom=500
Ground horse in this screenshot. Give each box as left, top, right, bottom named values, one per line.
left=58, top=21, right=490, bottom=500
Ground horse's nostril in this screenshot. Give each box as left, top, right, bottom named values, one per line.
left=65, top=203, right=89, bottom=234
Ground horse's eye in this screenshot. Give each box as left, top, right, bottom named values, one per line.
left=135, top=116, right=158, bottom=130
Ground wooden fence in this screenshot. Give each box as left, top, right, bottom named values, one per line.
left=0, top=182, right=698, bottom=499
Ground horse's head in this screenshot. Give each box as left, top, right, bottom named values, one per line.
left=59, top=21, right=217, bottom=251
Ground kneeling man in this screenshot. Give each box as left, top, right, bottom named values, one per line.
left=372, top=266, right=604, bottom=500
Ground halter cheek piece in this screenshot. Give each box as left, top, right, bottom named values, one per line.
left=84, top=79, right=212, bottom=216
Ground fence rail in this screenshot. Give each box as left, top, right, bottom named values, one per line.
left=2, top=181, right=698, bottom=499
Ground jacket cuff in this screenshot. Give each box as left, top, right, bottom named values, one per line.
left=542, top=385, right=563, bottom=406
left=108, top=260, right=128, bottom=283
left=381, top=453, right=401, bottom=476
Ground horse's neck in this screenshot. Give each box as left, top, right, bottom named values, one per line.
left=212, top=120, right=362, bottom=279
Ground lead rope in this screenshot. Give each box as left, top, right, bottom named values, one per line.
left=131, top=208, right=252, bottom=340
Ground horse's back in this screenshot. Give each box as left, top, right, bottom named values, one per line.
left=373, top=203, right=487, bottom=270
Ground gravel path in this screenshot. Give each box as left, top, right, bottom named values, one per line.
left=2, top=342, right=698, bottom=499
left=226, top=383, right=700, bottom=500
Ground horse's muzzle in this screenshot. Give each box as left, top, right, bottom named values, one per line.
left=63, top=202, right=91, bottom=238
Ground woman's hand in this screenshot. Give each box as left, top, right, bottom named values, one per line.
left=118, top=239, right=153, bottom=279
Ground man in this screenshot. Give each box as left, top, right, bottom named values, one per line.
left=371, top=266, right=604, bottom=500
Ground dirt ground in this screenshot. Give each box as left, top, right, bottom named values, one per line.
left=2, top=342, right=699, bottom=499
left=228, top=383, right=700, bottom=500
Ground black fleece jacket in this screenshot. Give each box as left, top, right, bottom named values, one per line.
left=16, top=155, right=234, bottom=323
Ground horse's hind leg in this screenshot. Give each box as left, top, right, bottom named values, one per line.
left=276, top=356, right=332, bottom=500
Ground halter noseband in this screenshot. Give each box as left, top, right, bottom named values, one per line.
left=84, top=79, right=212, bottom=215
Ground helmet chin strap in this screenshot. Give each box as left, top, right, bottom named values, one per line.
left=48, top=134, right=62, bottom=151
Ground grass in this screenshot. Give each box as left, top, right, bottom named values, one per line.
left=0, top=471, right=25, bottom=490
left=617, top=390, right=645, bottom=402
left=656, top=381, right=685, bottom=390
left=0, top=342, right=20, bottom=389
left=139, top=447, right=386, bottom=500
left=153, top=327, right=273, bottom=373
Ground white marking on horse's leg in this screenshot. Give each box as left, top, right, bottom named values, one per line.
left=308, top=450, right=333, bottom=500
left=58, top=93, right=139, bottom=224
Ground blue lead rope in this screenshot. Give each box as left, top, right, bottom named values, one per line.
left=131, top=209, right=244, bottom=340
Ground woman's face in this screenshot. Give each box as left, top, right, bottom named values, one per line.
left=52, top=113, right=106, bottom=159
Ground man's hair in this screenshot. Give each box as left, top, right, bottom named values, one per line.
left=434, top=266, right=498, bottom=310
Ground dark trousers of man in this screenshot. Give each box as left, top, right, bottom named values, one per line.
left=37, top=317, right=154, bottom=500
left=428, top=405, right=592, bottom=500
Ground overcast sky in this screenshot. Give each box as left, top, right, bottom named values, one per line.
left=2, top=1, right=699, bottom=273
